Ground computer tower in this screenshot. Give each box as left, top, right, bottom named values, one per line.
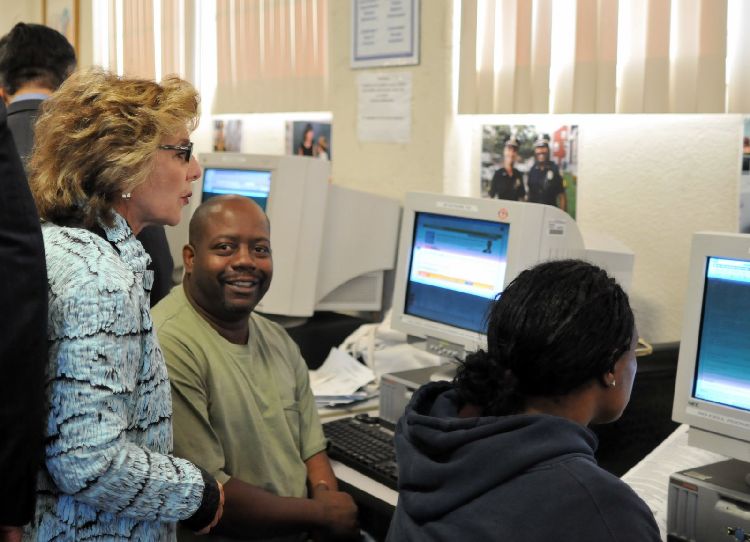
left=379, top=365, right=455, bottom=425
left=667, top=459, right=750, bottom=541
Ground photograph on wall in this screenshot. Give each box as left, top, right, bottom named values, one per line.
left=44, top=0, right=79, bottom=52
left=213, top=119, right=242, bottom=152
left=481, top=124, right=578, bottom=218
left=740, top=118, right=750, bottom=233
left=286, top=121, right=332, bottom=160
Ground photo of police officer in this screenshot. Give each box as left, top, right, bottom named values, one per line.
left=527, top=137, right=566, bottom=211
left=481, top=124, right=578, bottom=218
left=489, top=136, right=525, bottom=202
left=739, top=118, right=750, bottom=233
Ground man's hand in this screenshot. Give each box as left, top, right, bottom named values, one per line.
left=196, top=481, right=225, bottom=535
left=0, top=525, right=22, bottom=542
left=312, top=482, right=359, bottom=540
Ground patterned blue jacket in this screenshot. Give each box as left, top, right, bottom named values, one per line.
left=25, top=213, right=206, bottom=541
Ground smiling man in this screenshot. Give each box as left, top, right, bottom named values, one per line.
left=152, top=195, right=358, bottom=542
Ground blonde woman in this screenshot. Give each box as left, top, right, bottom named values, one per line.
left=27, top=69, right=223, bottom=541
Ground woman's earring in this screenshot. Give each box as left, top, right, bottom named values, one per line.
left=121, top=192, right=132, bottom=200
left=609, top=379, right=617, bottom=388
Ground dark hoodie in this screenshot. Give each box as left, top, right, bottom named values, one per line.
left=386, top=382, right=660, bottom=542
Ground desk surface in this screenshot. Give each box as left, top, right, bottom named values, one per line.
left=331, top=460, right=398, bottom=507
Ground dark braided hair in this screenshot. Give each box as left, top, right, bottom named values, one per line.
left=454, top=259, right=634, bottom=416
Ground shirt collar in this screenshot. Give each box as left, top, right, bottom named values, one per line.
left=98, top=212, right=152, bottom=279
left=10, top=92, right=50, bottom=104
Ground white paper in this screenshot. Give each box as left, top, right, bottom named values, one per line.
left=310, top=347, right=375, bottom=397
left=351, top=0, right=419, bottom=68
left=357, top=72, right=412, bottom=143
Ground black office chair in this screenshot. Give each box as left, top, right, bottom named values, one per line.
left=285, top=312, right=370, bottom=370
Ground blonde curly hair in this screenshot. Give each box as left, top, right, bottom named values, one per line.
left=30, top=68, right=200, bottom=228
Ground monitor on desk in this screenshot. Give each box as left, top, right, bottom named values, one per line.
left=403, top=212, right=510, bottom=334
left=672, top=232, right=750, bottom=465
left=201, top=167, right=272, bottom=210
left=390, top=193, right=592, bottom=357
left=196, top=153, right=400, bottom=318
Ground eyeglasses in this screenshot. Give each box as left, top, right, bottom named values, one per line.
left=158, top=141, right=193, bottom=163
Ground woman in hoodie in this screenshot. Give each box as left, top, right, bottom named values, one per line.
left=387, top=259, right=660, bottom=542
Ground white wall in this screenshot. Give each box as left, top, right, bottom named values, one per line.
left=0, top=2, right=42, bottom=35
left=328, top=0, right=453, bottom=198
left=578, top=115, right=740, bottom=343
left=449, top=114, right=742, bottom=343
left=188, top=0, right=454, bottom=201
left=78, top=1, right=93, bottom=68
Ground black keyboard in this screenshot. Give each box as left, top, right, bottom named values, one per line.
left=323, top=414, right=398, bottom=490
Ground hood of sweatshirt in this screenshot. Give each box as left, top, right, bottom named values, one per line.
left=394, top=381, right=599, bottom=523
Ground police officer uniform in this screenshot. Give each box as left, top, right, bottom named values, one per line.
left=527, top=139, right=565, bottom=207
left=489, top=137, right=525, bottom=201
left=489, top=166, right=525, bottom=201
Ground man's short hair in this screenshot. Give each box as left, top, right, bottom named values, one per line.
left=189, top=196, right=270, bottom=248
left=0, top=23, right=77, bottom=95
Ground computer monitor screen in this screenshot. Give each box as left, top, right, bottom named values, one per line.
left=193, top=153, right=399, bottom=317
left=693, top=257, right=750, bottom=411
left=391, top=193, right=588, bottom=355
left=672, top=232, right=750, bottom=463
left=404, top=212, right=510, bottom=333
left=201, top=168, right=272, bottom=210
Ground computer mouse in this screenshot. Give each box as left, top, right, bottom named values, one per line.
left=355, top=413, right=380, bottom=424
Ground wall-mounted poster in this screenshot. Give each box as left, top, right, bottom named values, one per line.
left=357, top=72, right=411, bottom=143
left=740, top=118, right=750, bottom=233
left=286, top=121, right=332, bottom=160
left=481, top=124, right=578, bottom=218
left=43, top=0, right=79, bottom=52
left=213, top=119, right=242, bottom=152
left=351, top=0, right=420, bottom=68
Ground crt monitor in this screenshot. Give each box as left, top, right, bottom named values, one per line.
left=403, top=212, right=510, bottom=334
left=192, top=153, right=400, bottom=318
left=201, top=167, right=272, bottom=210
left=390, top=192, right=589, bottom=356
left=672, top=232, right=750, bottom=465
left=195, top=153, right=329, bottom=317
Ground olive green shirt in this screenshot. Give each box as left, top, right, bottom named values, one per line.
left=152, top=286, right=327, bottom=541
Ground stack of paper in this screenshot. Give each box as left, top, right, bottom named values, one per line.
left=310, top=347, right=376, bottom=407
